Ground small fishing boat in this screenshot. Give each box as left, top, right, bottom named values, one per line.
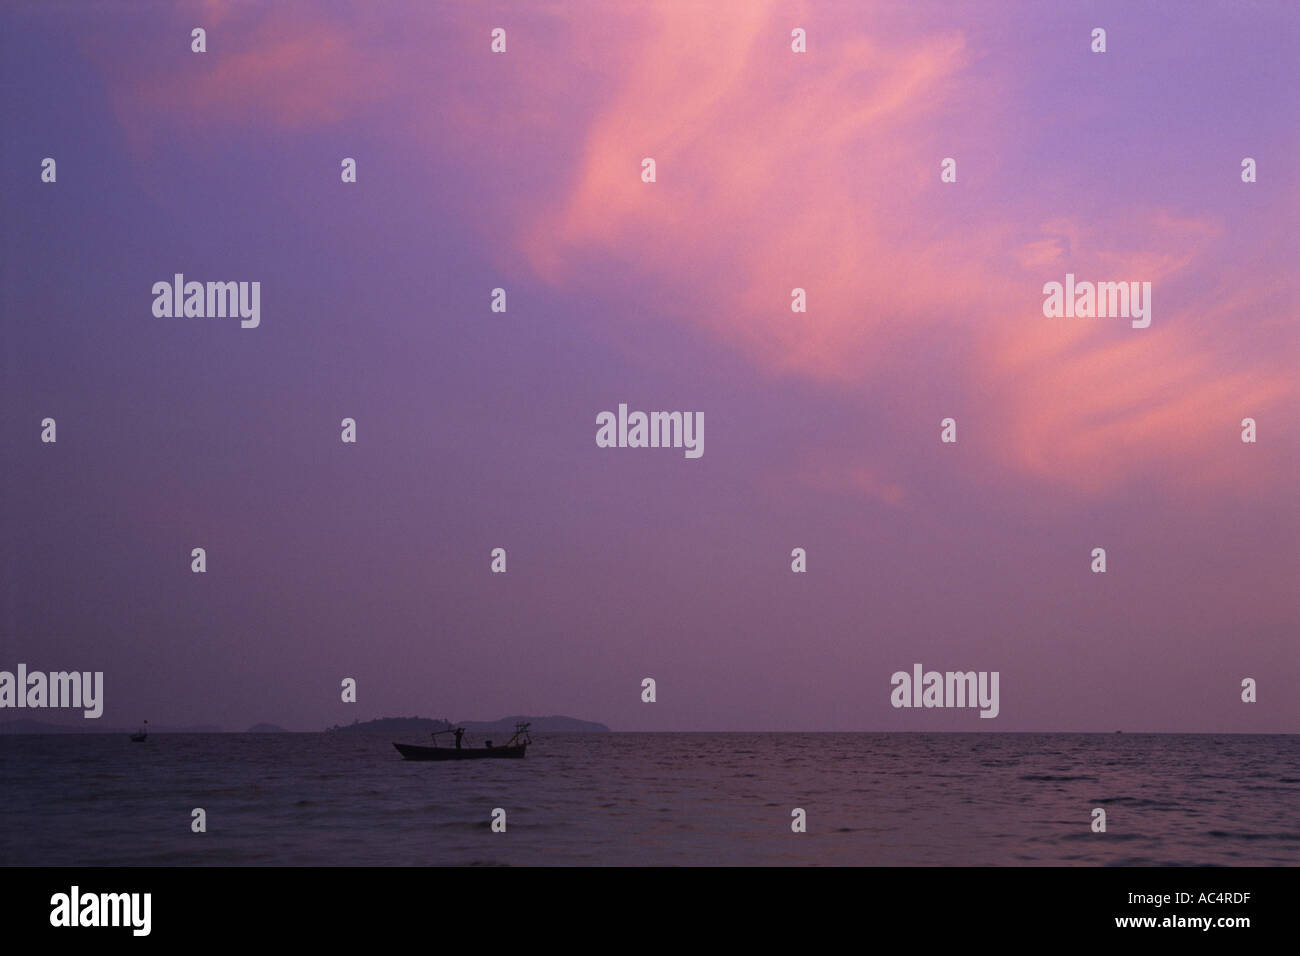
left=393, top=742, right=526, bottom=760
left=130, top=721, right=148, bottom=743
left=394, top=722, right=530, bottom=761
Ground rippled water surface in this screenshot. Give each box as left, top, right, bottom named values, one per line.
left=2, top=733, right=1296, bottom=865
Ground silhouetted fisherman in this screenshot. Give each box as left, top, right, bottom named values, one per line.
left=454, top=727, right=465, bottom=750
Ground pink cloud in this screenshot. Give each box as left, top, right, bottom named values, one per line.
left=511, top=6, right=1295, bottom=499
left=85, top=1, right=1296, bottom=501
left=87, top=5, right=399, bottom=155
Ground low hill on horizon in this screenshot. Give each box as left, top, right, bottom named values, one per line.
left=325, top=714, right=611, bottom=734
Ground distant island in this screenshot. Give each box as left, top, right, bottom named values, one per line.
left=325, top=715, right=611, bottom=734
left=0, top=714, right=610, bottom=735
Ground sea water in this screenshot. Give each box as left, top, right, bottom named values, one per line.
left=1, top=732, right=1295, bottom=866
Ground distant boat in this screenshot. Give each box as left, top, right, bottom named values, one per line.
left=394, top=721, right=529, bottom=761
left=130, top=721, right=148, bottom=743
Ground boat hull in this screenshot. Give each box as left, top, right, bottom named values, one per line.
left=393, top=742, right=527, bottom=761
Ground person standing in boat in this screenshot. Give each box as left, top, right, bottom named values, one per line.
left=453, top=727, right=465, bottom=750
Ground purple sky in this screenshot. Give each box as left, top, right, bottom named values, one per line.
left=3, top=1, right=1296, bottom=732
